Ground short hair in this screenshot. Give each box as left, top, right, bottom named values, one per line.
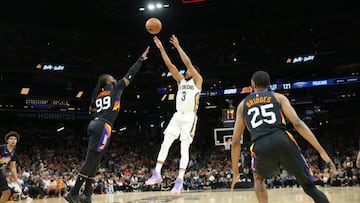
left=5, top=131, right=20, bottom=143
left=97, top=74, right=112, bottom=88
left=90, top=74, right=112, bottom=103
left=252, top=71, right=270, bottom=88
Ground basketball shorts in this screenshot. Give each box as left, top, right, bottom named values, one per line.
left=164, top=112, right=198, bottom=143
left=87, top=120, right=112, bottom=153
left=250, top=130, right=314, bottom=184
left=0, top=171, right=10, bottom=191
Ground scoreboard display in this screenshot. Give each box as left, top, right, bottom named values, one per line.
left=159, top=75, right=359, bottom=97
left=200, top=75, right=359, bottom=97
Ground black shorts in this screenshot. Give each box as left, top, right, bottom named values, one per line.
left=0, top=171, right=10, bottom=191
left=250, top=130, right=314, bottom=185
left=87, top=120, right=112, bottom=153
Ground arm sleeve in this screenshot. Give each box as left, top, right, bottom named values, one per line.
left=114, top=78, right=126, bottom=92
left=124, top=58, right=143, bottom=82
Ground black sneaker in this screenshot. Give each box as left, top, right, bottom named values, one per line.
left=80, top=194, right=92, bottom=203
left=64, top=192, right=80, bottom=203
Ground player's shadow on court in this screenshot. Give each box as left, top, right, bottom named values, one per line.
left=120, top=195, right=183, bottom=203
left=116, top=193, right=203, bottom=203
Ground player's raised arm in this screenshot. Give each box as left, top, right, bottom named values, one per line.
left=274, top=92, right=336, bottom=172
left=153, top=36, right=183, bottom=83
left=170, top=35, right=203, bottom=88
left=120, top=46, right=149, bottom=88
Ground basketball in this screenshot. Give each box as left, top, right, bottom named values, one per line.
left=145, top=17, right=162, bottom=35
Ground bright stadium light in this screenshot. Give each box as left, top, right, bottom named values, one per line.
left=20, top=88, right=30, bottom=95
left=57, top=127, right=65, bottom=132
left=148, top=4, right=155, bottom=10
left=140, top=2, right=169, bottom=12
left=76, top=91, right=84, bottom=98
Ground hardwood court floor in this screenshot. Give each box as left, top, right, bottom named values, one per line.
left=15, top=187, right=360, bottom=203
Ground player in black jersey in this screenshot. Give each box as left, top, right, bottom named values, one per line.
left=64, top=47, right=150, bottom=203
left=0, top=131, right=21, bottom=203
left=231, top=71, right=336, bottom=203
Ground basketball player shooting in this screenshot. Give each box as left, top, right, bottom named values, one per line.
left=145, top=35, right=203, bottom=196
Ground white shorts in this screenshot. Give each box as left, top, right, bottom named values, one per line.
left=164, top=112, right=198, bottom=143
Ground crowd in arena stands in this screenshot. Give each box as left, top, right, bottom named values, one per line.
left=0, top=118, right=359, bottom=200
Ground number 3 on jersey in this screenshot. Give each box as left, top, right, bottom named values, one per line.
left=248, top=103, right=276, bottom=128
left=181, top=91, right=186, bottom=101
left=95, top=96, right=111, bottom=112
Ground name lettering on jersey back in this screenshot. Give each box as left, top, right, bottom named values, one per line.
left=97, top=91, right=110, bottom=98
left=246, top=96, right=272, bottom=108
left=181, top=84, right=194, bottom=90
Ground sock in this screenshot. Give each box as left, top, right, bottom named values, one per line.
left=155, top=162, right=163, bottom=174
left=178, top=168, right=186, bottom=179
left=71, top=176, right=86, bottom=195
left=84, top=179, right=94, bottom=196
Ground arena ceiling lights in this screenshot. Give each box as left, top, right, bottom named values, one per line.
left=20, top=88, right=30, bottom=95
left=76, top=91, right=84, bottom=98
left=139, top=2, right=169, bottom=11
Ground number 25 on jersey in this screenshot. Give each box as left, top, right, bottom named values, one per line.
left=247, top=103, right=276, bottom=128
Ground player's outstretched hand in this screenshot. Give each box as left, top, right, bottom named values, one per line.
left=153, top=36, right=164, bottom=49
left=356, top=151, right=360, bottom=168
left=320, top=151, right=336, bottom=174
left=170, top=34, right=180, bottom=49
left=141, top=46, right=150, bottom=61
left=231, top=173, right=240, bottom=192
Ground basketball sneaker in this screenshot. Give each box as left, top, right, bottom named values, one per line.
left=145, top=171, right=163, bottom=185
left=79, top=194, right=92, bottom=203
left=170, top=178, right=183, bottom=196
left=64, top=192, right=80, bottom=203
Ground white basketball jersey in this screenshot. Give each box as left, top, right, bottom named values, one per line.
left=176, top=78, right=201, bottom=113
